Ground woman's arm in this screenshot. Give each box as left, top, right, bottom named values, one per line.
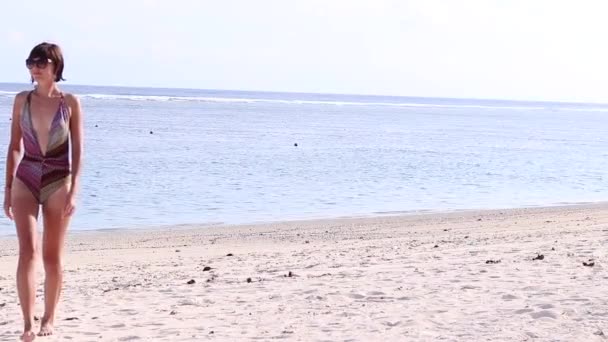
left=66, top=94, right=84, bottom=196
left=4, top=92, right=26, bottom=219
left=5, top=93, right=25, bottom=188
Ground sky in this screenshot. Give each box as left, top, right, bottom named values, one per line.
left=0, top=0, right=607, bottom=103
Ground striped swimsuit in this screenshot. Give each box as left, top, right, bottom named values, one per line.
left=16, top=91, right=71, bottom=204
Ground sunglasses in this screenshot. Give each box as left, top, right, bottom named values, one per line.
left=25, top=58, right=53, bottom=70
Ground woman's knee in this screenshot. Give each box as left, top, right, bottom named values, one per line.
left=18, top=241, right=37, bottom=262
left=42, top=249, right=62, bottom=270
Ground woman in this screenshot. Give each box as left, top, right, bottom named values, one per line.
left=4, top=42, right=84, bottom=340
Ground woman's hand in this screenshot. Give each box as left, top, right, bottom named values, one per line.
left=4, top=187, right=13, bottom=220
left=64, top=191, right=76, bottom=217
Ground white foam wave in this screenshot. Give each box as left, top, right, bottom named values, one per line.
left=2, top=90, right=608, bottom=112
left=77, top=93, right=553, bottom=110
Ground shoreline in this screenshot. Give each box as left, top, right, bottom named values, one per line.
left=1, top=200, right=606, bottom=239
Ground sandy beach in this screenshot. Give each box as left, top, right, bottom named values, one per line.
left=0, top=204, right=607, bottom=341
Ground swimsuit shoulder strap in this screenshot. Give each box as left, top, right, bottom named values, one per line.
left=26, top=91, right=33, bottom=106
left=59, top=92, right=69, bottom=116
left=21, top=91, right=33, bottom=118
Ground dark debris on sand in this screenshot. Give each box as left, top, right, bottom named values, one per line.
left=583, top=260, right=595, bottom=267
left=532, top=254, right=544, bottom=261
left=203, top=266, right=212, bottom=272
left=485, top=259, right=501, bottom=264
left=187, top=279, right=196, bottom=285
left=103, top=287, right=120, bottom=293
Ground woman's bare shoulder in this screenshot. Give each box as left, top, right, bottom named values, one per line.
left=14, top=91, right=30, bottom=103
left=63, top=93, right=81, bottom=106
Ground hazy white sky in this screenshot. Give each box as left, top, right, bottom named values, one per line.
left=1, top=0, right=607, bottom=102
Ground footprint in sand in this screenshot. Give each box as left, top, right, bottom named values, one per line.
left=383, top=321, right=401, bottom=327
left=367, top=291, right=385, bottom=296
left=537, top=303, right=555, bottom=310
left=530, top=310, right=557, bottom=319
left=514, top=308, right=534, bottom=314
left=118, top=309, right=139, bottom=316
left=348, top=293, right=366, bottom=299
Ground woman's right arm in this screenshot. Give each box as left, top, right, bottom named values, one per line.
left=4, top=92, right=26, bottom=218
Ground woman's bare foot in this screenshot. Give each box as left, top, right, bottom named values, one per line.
left=20, top=330, right=36, bottom=341
left=37, top=317, right=54, bottom=336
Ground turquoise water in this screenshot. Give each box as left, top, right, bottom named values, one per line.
left=0, top=83, right=607, bottom=234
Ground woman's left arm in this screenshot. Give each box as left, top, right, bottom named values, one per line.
left=67, top=94, right=84, bottom=200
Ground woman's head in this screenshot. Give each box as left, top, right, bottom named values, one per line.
left=26, top=42, right=65, bottom=84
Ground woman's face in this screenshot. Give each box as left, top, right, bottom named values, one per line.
left=26, top=57, right=55, bottom=83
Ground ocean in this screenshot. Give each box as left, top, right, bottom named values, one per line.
left=0, top=83, right=607, bottom=235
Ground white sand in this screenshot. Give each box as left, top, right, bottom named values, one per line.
left=0, top=204, right=607, bottom=341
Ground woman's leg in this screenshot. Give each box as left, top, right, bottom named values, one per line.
left=11, top=178, right=40, bottom=341
left=38, top=181, right=71, bottom=337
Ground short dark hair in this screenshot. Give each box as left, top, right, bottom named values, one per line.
left=28, top=42, right=65, bottom=82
